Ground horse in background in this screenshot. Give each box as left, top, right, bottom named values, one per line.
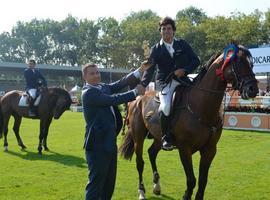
left=120, top=44, right=258, bottom=200
left=0, top=87, right=72, bottom=154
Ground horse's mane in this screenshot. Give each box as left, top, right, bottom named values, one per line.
left=48, top=87, right=72, bottom=102
left=192, top=52, right=221, bottom=84
left=238, top=45, right=253, bottom=66
left=49, top=87, right=67, bottom=94
left=192, top=43, right=252, bottom=84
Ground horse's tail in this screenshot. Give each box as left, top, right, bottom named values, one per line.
left=119, top=129, right=134, bottom=160
left=121, top=103, right=129, bottom=136
left=0, top=101, right=3, bottom=139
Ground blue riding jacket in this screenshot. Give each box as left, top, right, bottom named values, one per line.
left=141, top=38, right=200, bottom=88
left=24, top=68, right=47, bottom=89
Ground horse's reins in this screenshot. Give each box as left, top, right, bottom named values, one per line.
left=162, top=71, right=226, bottom=95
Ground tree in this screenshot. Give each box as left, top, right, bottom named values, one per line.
left=176, top=6, right=207, bottom=26
left=11, top=19, right=54, bottom=63
left=175, top=17, right=207, bottom=67
left=96, top=17, right=123, bottom=68
left=77, top=19, right=99, bottom=65
left=0, top=32, right=24, bottom=62
left=51, top=15, right=80, bottom=65
left=262, top=9, right=270, bottom=44
left=229, top=11, right=264, bottom=47
left=199, top=16, right=233, bottom=61
left=120, top=10, right=160, bottom=68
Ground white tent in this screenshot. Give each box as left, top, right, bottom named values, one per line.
left=70, top=85, right=80, bottom=92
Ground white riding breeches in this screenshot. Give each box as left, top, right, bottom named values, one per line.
left=28, top=89, right=37, bottom=99
left=158, top=79, right=180, bottom=116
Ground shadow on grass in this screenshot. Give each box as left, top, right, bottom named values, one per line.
left=6, top=150, right=86, bottom=168
left=147, top=194, right=175, bottom=200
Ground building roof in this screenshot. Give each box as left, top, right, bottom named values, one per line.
left=0, top=62, right=129, bottom=76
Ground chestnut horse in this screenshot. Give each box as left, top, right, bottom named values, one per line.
left=0, top=87, right=72, bottom=154
left=120, top=44, right=258, bottom=200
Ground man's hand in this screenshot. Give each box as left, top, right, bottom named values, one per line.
left=135, top=84, right=145, bottom=96
left=139, top=60, right=152, bottom=73
left=174, top=69, right=186, bottom=78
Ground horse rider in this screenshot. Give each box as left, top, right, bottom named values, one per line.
left=141, top=17, right=200, bottom=150
left=24, top=59, right=47, bottom=116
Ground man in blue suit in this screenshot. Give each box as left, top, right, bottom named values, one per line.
left=24, top=59, right=47, bottom=116
left=82, top=62, right=149, bottom=200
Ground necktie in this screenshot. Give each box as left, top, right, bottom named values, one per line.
left=168, top=45, right=174, bottom=57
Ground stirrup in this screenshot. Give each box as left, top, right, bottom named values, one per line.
left=28, top=110, right=36, bottom=117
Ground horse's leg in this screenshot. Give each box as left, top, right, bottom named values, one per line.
left=3, top=115, right=11, bottom=151
left=42, top=117, right=52, bottom=151
left=194, top=145, right=217, bottom=200
left=135, top=138, right=146, bottom=200
left=12, top=114, right=26, bottom=149
left=148, top=139, right=161, bottom=195
left=179, top=149, right=196, bottom=200
left=38, top=119, right=46, bottom=154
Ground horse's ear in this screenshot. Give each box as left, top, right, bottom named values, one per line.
left=228, top=40, right=239, bottom=47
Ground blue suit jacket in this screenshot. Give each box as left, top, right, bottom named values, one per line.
left=24, top=68, right=47, bottom=89
left=141, top=38, right=200, bottom=87
left=82, top=73, right=139, bottom=152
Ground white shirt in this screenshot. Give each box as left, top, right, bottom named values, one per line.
left=160, top=39, right=174, bottom=57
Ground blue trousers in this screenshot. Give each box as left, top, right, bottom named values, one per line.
left=85, top=150, right=117, bottom=200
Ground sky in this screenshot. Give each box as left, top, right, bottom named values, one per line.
left=1, top=0, right=270, bottom=33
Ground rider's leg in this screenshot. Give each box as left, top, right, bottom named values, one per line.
left=27, top=89, right=37, bottom=116
left=159, top=111, right=173, bottom=150
left=158, top=79, right=180, bottom=151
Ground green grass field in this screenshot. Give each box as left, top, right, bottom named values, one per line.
left=0, top=111, right=270, bottom=200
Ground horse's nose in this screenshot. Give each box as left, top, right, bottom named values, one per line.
left=246, top=84, right=258, bottom=98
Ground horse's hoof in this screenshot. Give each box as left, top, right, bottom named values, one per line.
left=153, top=182, right=161, bottom=195
left=38, top=146, right=43, bottom=154
left=138, top=189, right=146, bottom=200
left=153, top=189, right=161, bottom=195
left=21, top=145, right=26, bottom=149
left=44, top=147, right=50, bottom=151
left=4, top=146, right=8, bottom=152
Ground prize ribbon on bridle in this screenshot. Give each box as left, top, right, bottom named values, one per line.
left=216, top=44, right=239, bottom=80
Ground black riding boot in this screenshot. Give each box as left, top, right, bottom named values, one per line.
left=160, top=112, right=173, bottom=151
left=28, top=97, right=36, bottom=117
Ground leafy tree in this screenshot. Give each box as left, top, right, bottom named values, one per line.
left=96, top=17, right=123, bottom=68
left=77, top=19, right=99, bottom=65
left=199, top=16, right=233, bottom=60
left=262, top=9, right=270, bottom=44
left=0, top=32, right=24, bottom=62
left=176, top=6, right=207, bottom=25
left=229, top=11, right=263, bottom=47
left=51, top=15, right=80, bottom=65
left=175, top=17, right=207, bottom=66
left=11, top=19, right=54, bottom=63
left=120, top=10, right=160, bottom=68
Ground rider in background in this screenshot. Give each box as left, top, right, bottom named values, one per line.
left=24, top=59, right=47, bottom=116
left=141, top=17, right=200, bottom=150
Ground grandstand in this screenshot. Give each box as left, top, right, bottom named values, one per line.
left=0, top=62, right=129, bottom=92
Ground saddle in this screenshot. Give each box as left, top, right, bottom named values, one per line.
left=144, top=86, right=186, bottom=125
left=18, top=92, right=42, bottom=107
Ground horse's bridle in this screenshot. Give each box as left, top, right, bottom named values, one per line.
left=216, top=44, right=257, bottom=93
left=230, top=57, right=257, bottom=92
